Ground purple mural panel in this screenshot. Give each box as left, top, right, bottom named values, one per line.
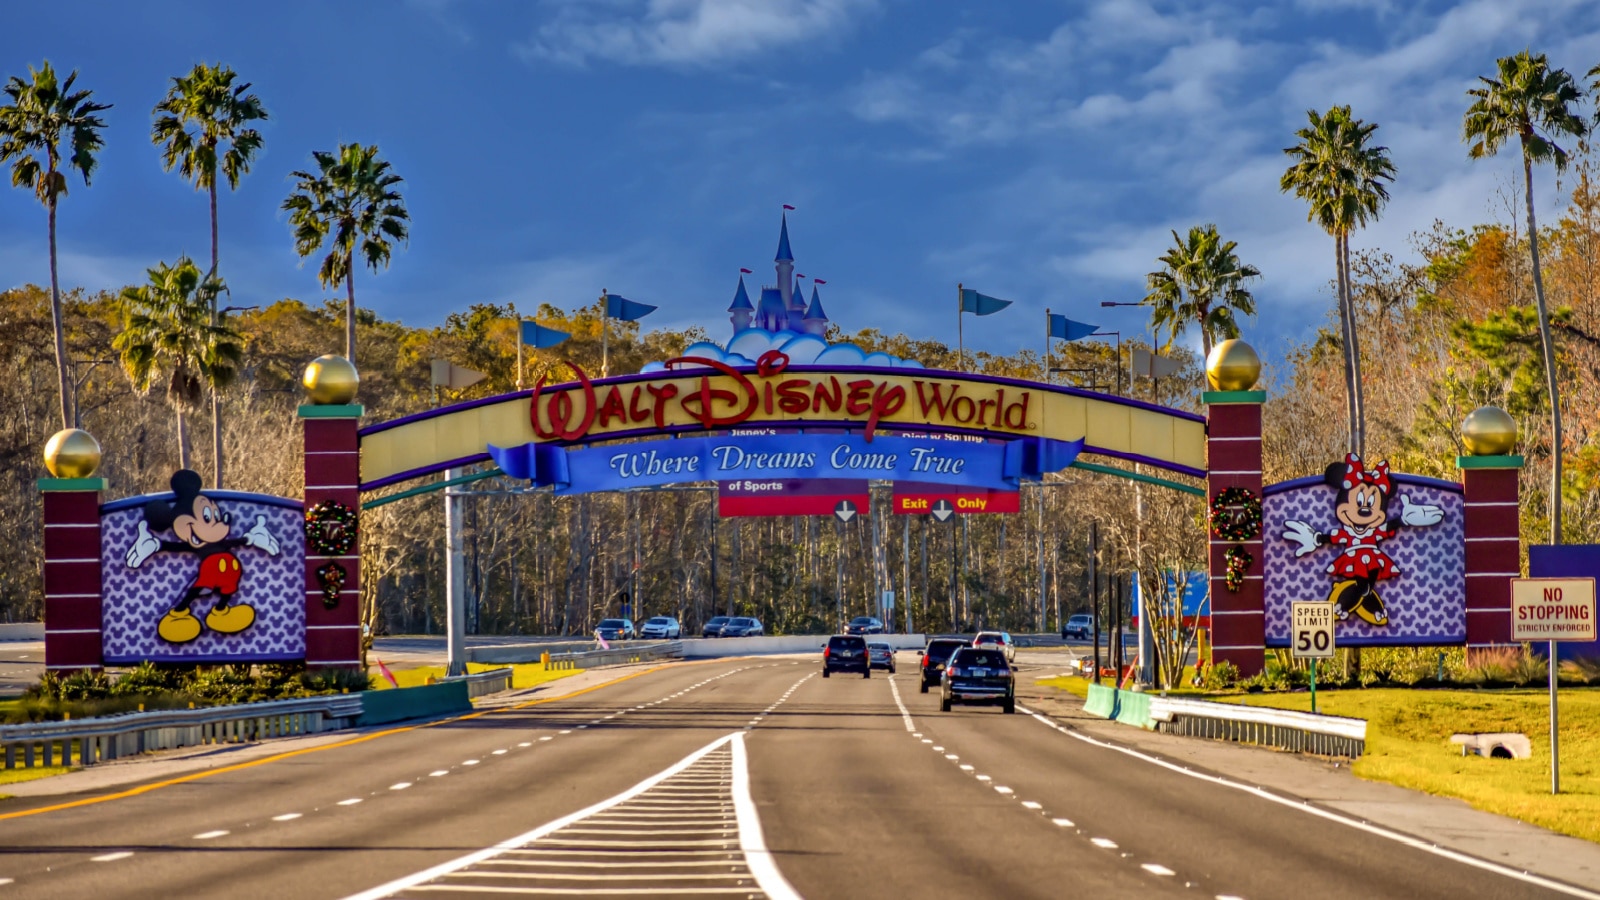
left=1263, top=475, right=1465, bottom=646
left=100, top=493, right=306, bottom=664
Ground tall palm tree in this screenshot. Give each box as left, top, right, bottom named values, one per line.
left=1281, top=105, right=1396, bottom=456
left=1465, top=51, right=1586, bottom=545
left=0, top=61, right=110, bottom=430
left=113, top=258, right=242, bottom=468
left=283, top=143, right=409, bottom=362
left=1143, top=224, right=1260, bottom=357
left=152, top=62, right=268, bottom=488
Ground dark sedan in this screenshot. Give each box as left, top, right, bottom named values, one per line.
left=917, top=638, right=968, bottom=693
left=846, top=616, right=884, bottom=635
left=719, top=617, right=764, bottom=637
left=596, top=618, right=634, bottom=641
left=940, top=646, right=1015, bottom=714
left=702, top=616, right=731, bottom=638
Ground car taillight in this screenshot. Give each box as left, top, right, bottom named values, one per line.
left=921, top=654, right=929, bottom=667
left=823, top=647, right=830, bottom=658
left=946, top=666, right=960, bottom=677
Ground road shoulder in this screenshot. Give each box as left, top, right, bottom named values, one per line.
left=1017, top=677, right=1600, bottom=892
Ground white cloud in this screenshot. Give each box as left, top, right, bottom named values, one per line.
left=516, top=0, right=879, bottom=67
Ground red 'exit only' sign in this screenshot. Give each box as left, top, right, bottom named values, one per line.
left=1512, top=578, right=1597, bottom=642
left=892, top=489, right=1019, bottom=515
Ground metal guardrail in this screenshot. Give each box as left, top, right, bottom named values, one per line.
left=1148, top=695, right=1367, bottom=758
left=546, top=641, right=684, bottom=671
left=445, top=667, right=514, bottom=698
left=1, top=694, right=364, bottom=770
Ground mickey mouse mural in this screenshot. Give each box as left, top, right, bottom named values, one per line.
left=124, top=469, right=281, bottom=643
left=1280, top=454, right=1445, bottom=627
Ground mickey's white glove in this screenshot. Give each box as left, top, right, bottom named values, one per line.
left=126, top=521, right=160, bottom=569
left=1399, top=494, right=1443, bottom=527
left=244, top=515, right=280, bottom=555
left=1282, top=520, right=1320, bottom=557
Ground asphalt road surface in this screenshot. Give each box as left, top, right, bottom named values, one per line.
left=0, top=655, right=1588, bottom=899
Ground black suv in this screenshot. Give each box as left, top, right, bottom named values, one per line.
left=940, top=646, right=1015, bottom=714
left=822, top=635, right=871, bottom=678
left=917, top=638, right=968, bottom=693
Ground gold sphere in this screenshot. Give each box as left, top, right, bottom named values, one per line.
left=43, top=428, right=102, bottom=479
left=1206, top=339, right=1261, bottom=391
left=303, top=354, right=360, bottom=404
left=1461, top=406, right=1518, bottom=456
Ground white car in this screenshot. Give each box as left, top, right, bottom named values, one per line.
left=972, top=631, right=1016, bottom=662
left=639, top=616, right=682, bottom=639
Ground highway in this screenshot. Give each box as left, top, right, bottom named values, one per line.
left=0, top=654, right=1588, bottom=899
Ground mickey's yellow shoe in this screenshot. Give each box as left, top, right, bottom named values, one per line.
left=206, top=602, right=256, bottom=635
left=158, top=609, right=202, bottom=644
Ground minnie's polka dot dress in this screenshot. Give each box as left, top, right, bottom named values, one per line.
left=1326, top=525, right=1399, bottom=581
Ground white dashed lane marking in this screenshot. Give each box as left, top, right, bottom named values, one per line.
left=193, top=830, right=228, bottom=840
left=1052, top=818, right=1074, bottom=827
left=338, top=799, right=363, bottom=807
left=1091, top=838, right=1118, bottom=849
left=91, top=852, right=133, bottom=863
left=1143, top=864, right=1176, bottom=876
left=272, top=813, right=302, bottom=822
left=428, top=770, right=448, bottom=777
left=390, top=783, right=412, bottom=791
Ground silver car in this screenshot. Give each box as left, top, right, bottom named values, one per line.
left=639, top=616, right=681, bottom=639
left=867, top=641, right=896, bottom=673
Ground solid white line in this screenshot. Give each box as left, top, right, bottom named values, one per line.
left=888, top=675, right=916, bottom=732
left=272, top=813, right=303, bottom=821
left=731, top=732, right=802, bottom=900
left=91, top=852, right=133, bottom=862
left=194, top=830, right=228, bottom=840
left=1017, top=705, right=1600, bottom=899
left=340, top=733, right=741, bottom=900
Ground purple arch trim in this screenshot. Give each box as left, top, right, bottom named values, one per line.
left=1263, top=471, right=1462, bottom=497
left=356, top=364, right=1206, bottom=439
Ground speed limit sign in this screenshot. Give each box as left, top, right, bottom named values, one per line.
left=1292, top=602, right=1336, bottom=659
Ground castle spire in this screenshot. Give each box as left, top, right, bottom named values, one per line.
left=775, top=211, right=795, bottom=314
left=803, top=283, right=828, bottom=336
left=729, top=274, right=753, bottom=334
left=775, top=212, right=794, bottom=262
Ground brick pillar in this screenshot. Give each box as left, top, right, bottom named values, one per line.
left=39, top=477, right=107, bottom=672
left=302, top=404, right=363, bottom=668
left=1205, top=390, right=1266, bottom=676
left=1458, top=455, right=1522, bottom=649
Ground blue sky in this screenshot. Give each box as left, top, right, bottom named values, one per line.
left=4, top=0, right=1600, bottom=365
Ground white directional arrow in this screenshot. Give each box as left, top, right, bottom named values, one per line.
left=835, top=499, right=858, bottom=523
left=931, top=499, right=955, bottom=522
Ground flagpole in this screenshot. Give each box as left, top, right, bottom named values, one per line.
left=513, top=301, right=524, bottom=390
left=1045, top=306, right=1052, bottom=386
left=600, top=289, right=609, bottom=378
left=957, top=282, right=965, bottom=373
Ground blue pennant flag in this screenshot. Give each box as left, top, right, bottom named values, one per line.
left=520, top=320, right=570, bottom=349
left=605, top=294, right=657, bottom=322
left=1048, top=314, right=1099, bottom=341
left=959, top=288, right=1012, bottom=316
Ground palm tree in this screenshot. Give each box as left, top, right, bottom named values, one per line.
left=1281, top=105, right=1396, bottom=455
left=283, top=144, right=409, bottom=362
left=152, top=62, right=268, bottom=488
left=1465, top=51, right=1587, bottom=545
left=113, top=258, right=243, bottom=469
left=1143, top=224, right=1260, bottom=357
left=0, top=61, right=110, bottom=430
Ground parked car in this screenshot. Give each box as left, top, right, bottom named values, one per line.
left=1062, top=614, right=1093, bottom=641
left=846, top=616, right=885, bottom=635
left=596, top=618, right=634, bottom=641
left=917, top=638, right=969, bottom=693
left=639, top=616, right=681, bottom=639
left=940, top=646, right=1015, bottom=714
left=702, top=616, right=731, bottom=638
left=973, top=631, right=1016, bottom=662
left=720, top=617, right=764, bottom=637
left=867, top=641, right=896, bottom=673
left=823, top=634, right=871, bottom=678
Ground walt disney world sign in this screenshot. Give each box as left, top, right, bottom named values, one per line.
left=357, top=355, right=1209, bottom=491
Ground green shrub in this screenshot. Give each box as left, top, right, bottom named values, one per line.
left=59, top=670, right=112, bottom=701
left=110, top=662, right=191, bottom=696
left=1201, top=660, right=1240, bottom=690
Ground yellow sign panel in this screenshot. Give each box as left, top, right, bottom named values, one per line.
left=359, top=363, right=1208, bottom=488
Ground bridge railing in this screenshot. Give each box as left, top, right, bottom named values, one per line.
left=545, top=641, right=684, bottom=670
left=1, top=694, right=365, bottom=770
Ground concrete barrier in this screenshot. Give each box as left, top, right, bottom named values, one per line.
left=359, top=681, right=471, bottom=727
left=681, top=634, right=927, bottom=658
left=1084, top=683, right=1154, bottom=728
left=0, top=623, right=43, bottom=641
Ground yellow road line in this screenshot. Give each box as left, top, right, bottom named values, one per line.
left=0, top=659, right=722, bottom=822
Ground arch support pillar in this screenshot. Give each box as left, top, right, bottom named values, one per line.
left=1205, top=390, right=1265, bottom=676
left=302, top=404, right=363, bottom=669
left=1458, top=454, right=1523, bottom=650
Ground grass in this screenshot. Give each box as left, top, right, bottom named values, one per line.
left=372, top=661, right=579, bottom=692
left=0, top=766, right=72, bottom=795
left=1036, top=675, right=1600, bottom=844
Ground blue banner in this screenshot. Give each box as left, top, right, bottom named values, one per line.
left=489, top=433, right=1083, bottom=497
left=959, top=288, right=1013, bottom=316
left=1048, top=313, right=1099, bottom=341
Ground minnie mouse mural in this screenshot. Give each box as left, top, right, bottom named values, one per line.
left=124, top=469, right=281, bottom=643
left=1280, top=454, right=1445, bottom=627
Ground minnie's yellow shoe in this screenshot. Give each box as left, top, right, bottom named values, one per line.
left=1354, top=592, right=1389, bottom=627
left=158, top=609, right=202, bottom=644
left=1328, top=580, right=1360, bottom=619
left=206, top=602, right=256, bottom=635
